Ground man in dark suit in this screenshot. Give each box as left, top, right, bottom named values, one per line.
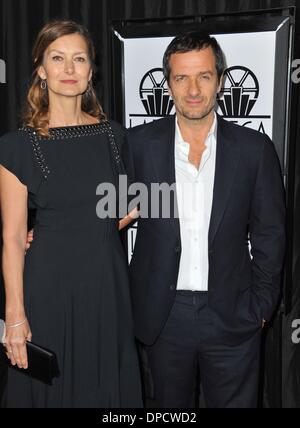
left=127, top=32, right=286, bottom=408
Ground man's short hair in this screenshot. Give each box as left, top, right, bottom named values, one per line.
left=163, top=31, right=225, bottom=83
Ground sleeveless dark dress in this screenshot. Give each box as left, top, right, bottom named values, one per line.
left=0, top=122, right=142, bottom=408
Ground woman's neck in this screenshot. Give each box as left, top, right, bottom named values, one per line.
left=48, top=94, right=92, bottom=128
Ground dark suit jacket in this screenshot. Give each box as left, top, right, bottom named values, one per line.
left=126, top=114, right=286, bottom=346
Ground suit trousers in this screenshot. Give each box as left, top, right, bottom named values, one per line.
left=144, top=291, right=262, bottom=408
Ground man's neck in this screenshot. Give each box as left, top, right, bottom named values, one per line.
left=177, top=111, right=215, bottom=147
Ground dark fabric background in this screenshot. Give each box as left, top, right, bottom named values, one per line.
left=0, top=0, right=299, bottom=407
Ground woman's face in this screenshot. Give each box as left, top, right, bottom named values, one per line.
left=38, top=33, right=93, bottom=98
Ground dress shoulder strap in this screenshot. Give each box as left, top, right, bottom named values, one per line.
left=19, top=126, right=50, bottom=179
left=103, top=121, right=126, bottom=176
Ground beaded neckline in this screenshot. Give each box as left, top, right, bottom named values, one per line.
left=21, top=122, right=109, bottom=141
left=20, top=121, right=123, bottom=180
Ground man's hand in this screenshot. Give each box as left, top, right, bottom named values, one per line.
left=25, top=229, right=34, bottom=252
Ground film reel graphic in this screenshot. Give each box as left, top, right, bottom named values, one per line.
left=139, top=68, right=174, bottom=116
left=217, top=66, right=260, bottom=117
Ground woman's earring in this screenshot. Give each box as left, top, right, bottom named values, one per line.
left=40, top=80, right=47, bottom=90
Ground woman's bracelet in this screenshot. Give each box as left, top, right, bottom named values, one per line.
left=5, top=318, right=27, bottom=329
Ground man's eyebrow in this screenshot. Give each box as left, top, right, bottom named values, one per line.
left=173, top=71, right=214, bottom=77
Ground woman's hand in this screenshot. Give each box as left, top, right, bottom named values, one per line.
left=4, top=318, right=32, bottom=369
left=119, top=207, right=139, bottom=231
left=25, top=229, right=34, bottom=252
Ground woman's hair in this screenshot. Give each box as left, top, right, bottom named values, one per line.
left=23, top=20, right=106, bottom=137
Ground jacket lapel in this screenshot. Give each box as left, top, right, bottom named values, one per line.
left=150, top=116, right=180, bottom=239
left=208, top=115, right=240, bottom=247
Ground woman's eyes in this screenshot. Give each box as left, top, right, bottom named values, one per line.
left=51, top=56, right=87, bottom=62
left=52, top=56, right=63, bottom=61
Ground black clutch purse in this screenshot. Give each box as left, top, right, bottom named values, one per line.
left=1, top=341, right=60, bottom=385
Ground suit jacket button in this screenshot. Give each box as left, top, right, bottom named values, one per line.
left=170, top=284, right=176, bottom=291
left=175, top=246, right=181, bottom=253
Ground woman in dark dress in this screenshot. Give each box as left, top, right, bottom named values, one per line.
left=0, top=20, right=142, bottom=408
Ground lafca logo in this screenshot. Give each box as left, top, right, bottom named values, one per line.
left=0, top=59, right=6, bottom=83
left=129, top=68, right=175, bottom=127
left=217, top=66, right=270, bottom=134
left=140, top=68, right=174, bottom=116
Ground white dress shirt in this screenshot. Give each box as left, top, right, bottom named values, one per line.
left=175, top=114, right=217, bottom=291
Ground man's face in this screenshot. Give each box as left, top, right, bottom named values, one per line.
left=168, top=47, right=221, bottom=123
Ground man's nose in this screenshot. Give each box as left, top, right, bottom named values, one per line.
left=188, top=79, right=201, bottom=97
